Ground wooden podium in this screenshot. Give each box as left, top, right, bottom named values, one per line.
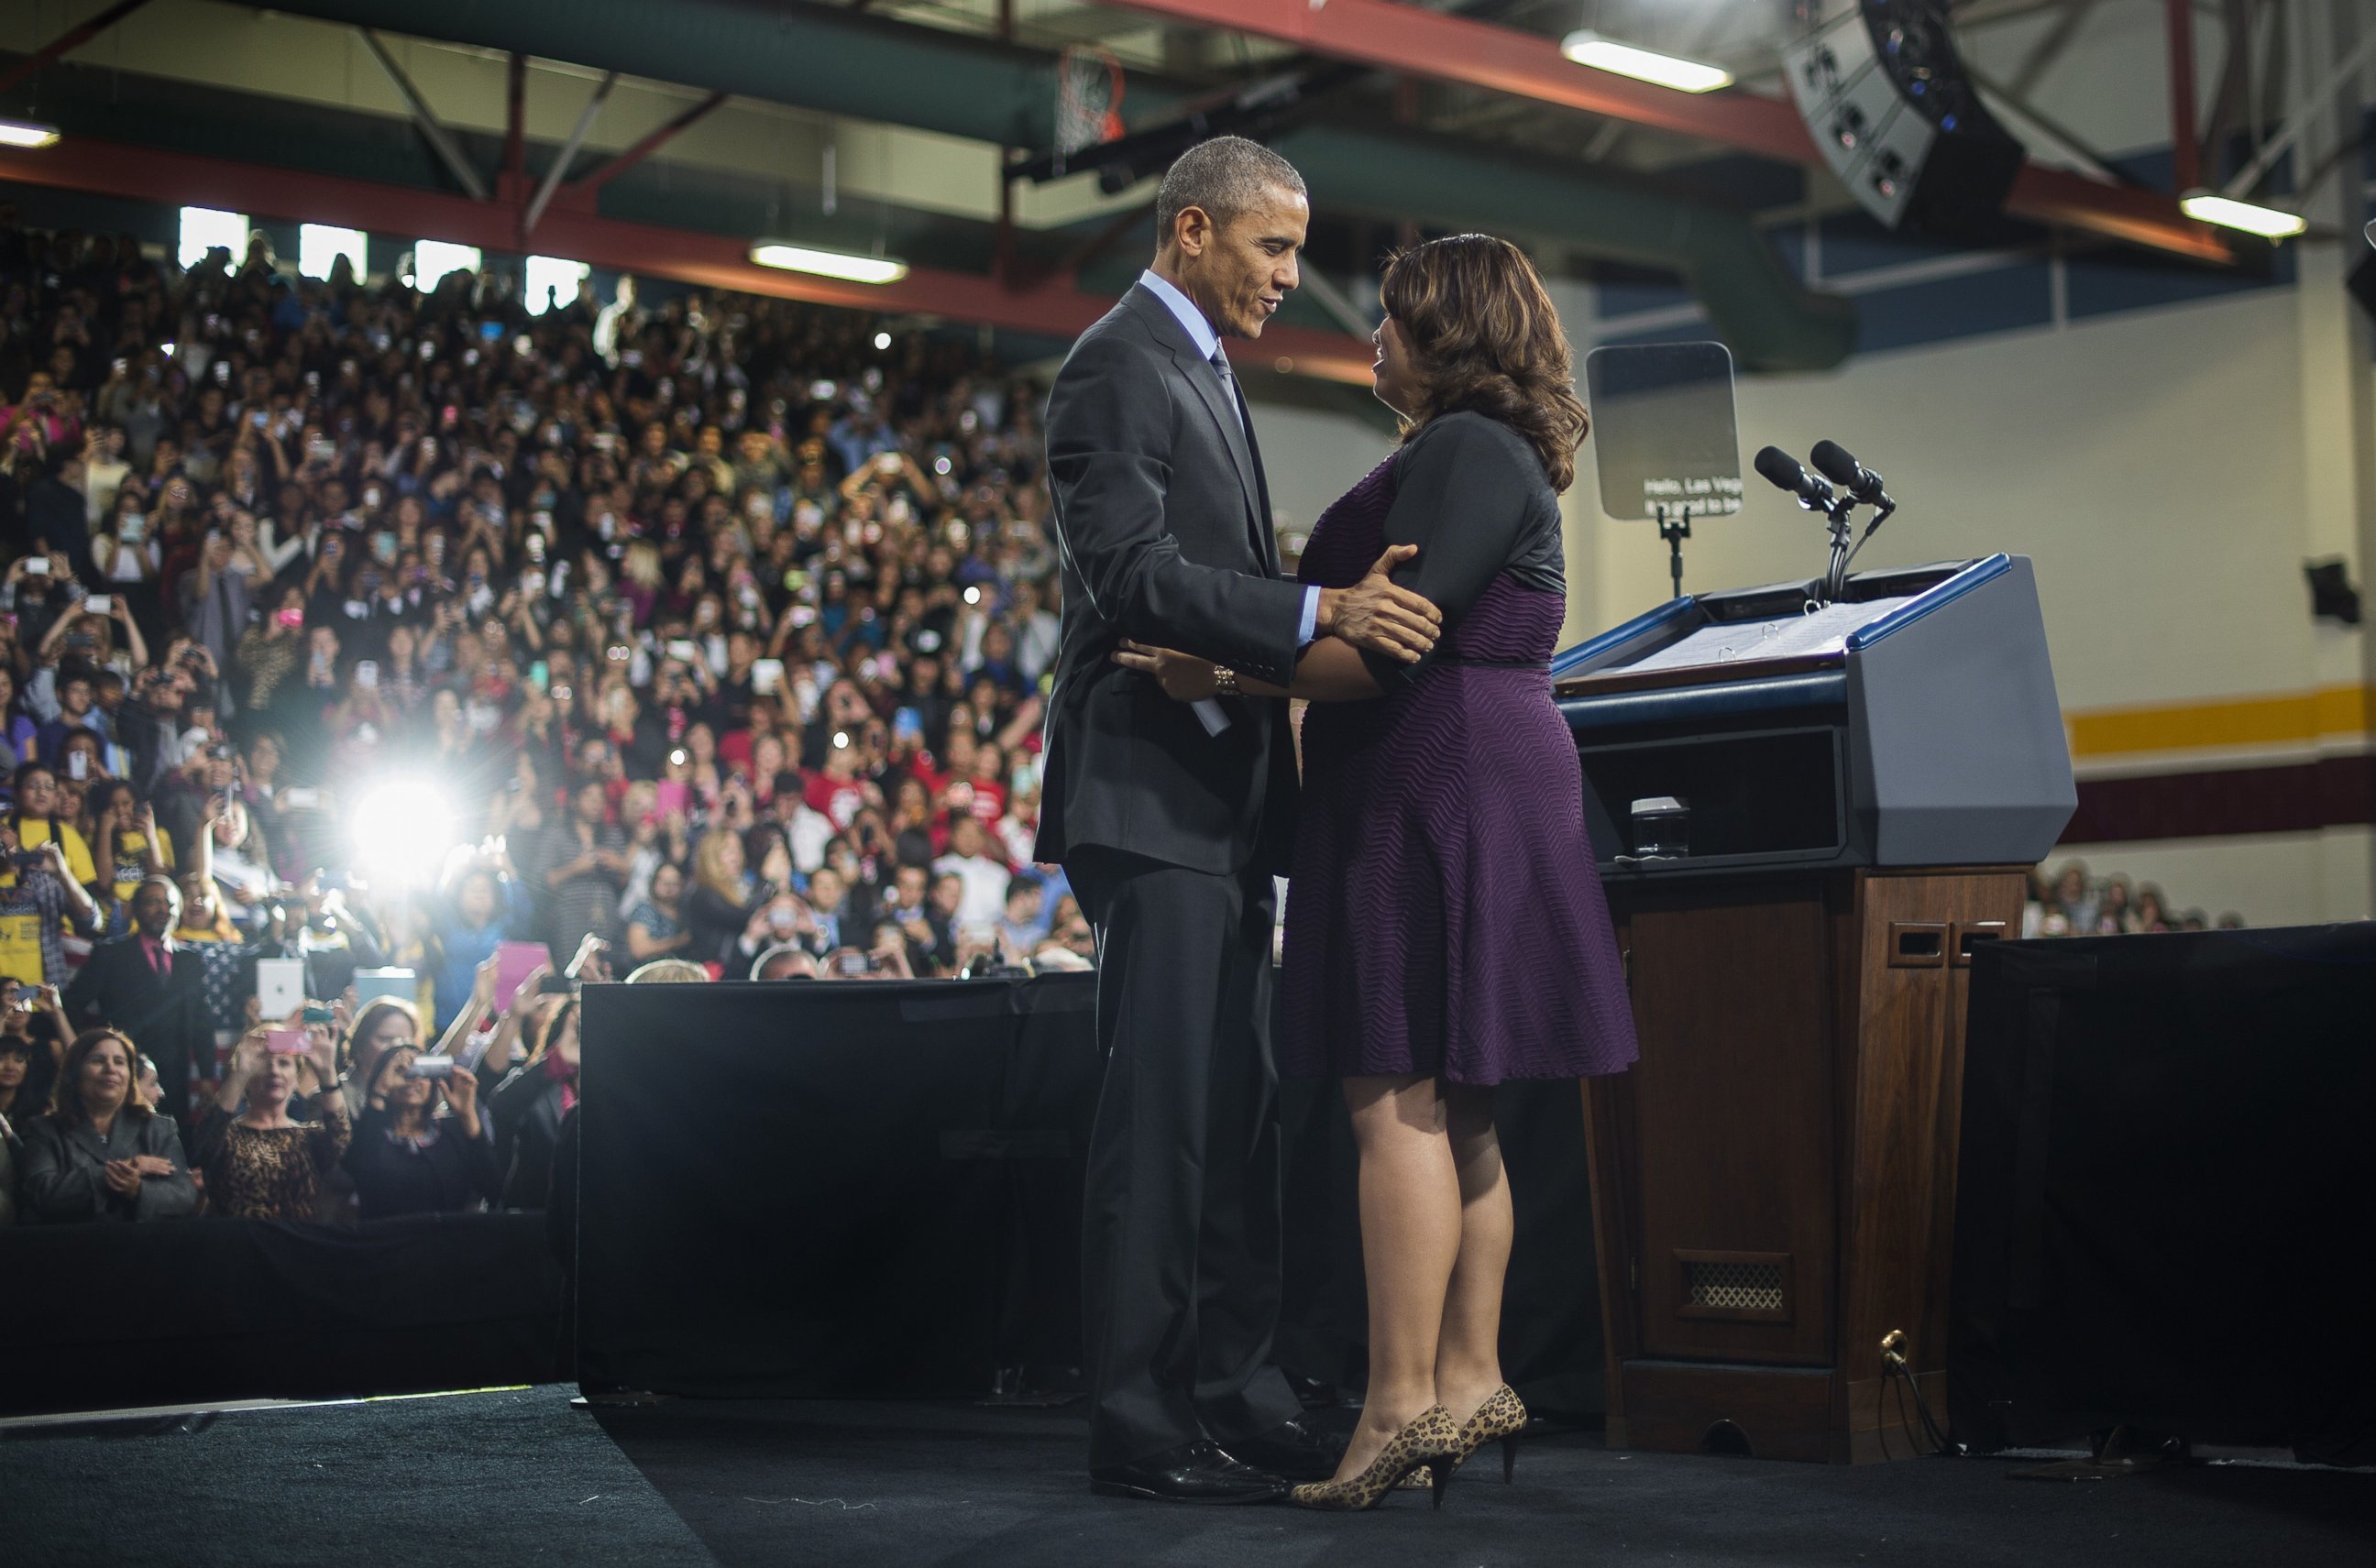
left=1586, top=867, right=2019, bottom=1462
left=1553, top=557, right=2074, bottom=1463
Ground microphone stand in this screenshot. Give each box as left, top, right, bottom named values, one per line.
left=1818, top=492, right=1856, bottom=605
left=1831, top=496, right=1898, bottom=603
left=1656, top=501, right=1692, bottom=600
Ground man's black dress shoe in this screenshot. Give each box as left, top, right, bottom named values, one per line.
left=1219, top=1415, right=1349, bottom=1482
left=1089, top=1440, right=1288, bottom=1503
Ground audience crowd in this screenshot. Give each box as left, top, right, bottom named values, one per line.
left=2022, top=860, right=2243, bottom=940
left=0, top=214, right=1093, bottom=1226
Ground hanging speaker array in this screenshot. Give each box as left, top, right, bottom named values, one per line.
left=1783, top=0, right=2028, bottom=235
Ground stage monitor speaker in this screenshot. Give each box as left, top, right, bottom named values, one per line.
left=1784, top=0, right=2027, bottom=235
left=1948, top=925, right=2376, bottom=1467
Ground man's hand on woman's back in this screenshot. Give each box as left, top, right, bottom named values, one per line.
left=1316, top=545, right=1442, bottom=663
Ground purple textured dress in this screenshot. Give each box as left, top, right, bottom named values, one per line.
left=1280, top=422, right=1639, bottom=1085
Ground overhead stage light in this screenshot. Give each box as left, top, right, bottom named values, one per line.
left=351, top=778, right=456, bottom=888
left=750, top=243, right=908, bottom=285
left=0, top=119, right=61, bottom=149
left=1559, top=31, right=1732, bottom=94
left=2178, top=191, right=2308, bottom=241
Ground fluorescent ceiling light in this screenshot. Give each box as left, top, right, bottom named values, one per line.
left=0, top=119, right=61, bottom=149
left=750, top=243, right=908, bottom=285
left=1559, top=31, right=1732, bottom=94
left=2178, top=191, right=2307, bottom=240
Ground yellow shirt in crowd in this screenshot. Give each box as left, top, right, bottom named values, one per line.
left=102, top=827, right=176, bottom=904
left=11, top=818, right=97, bottom=888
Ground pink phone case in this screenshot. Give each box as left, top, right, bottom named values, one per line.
left=494, top=940, right=554, bottom=1013
left=653, top=781, right=690, bottom=819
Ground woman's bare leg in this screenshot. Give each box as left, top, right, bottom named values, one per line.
left=1434, top=1082, right=1513, bottom=1424
left=1329, top=1071, right=1463, bottom=1483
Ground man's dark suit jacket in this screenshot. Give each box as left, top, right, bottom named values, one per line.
left=1035, top=283, right=1308, bottom=878
left=63, top=933, right=210, bottom=1076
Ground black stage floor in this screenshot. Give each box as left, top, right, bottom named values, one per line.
left=6, top=1387, right=2370, bottom=1567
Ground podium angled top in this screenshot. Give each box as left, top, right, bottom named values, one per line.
left=1553, top=556, right=2076, bottom=874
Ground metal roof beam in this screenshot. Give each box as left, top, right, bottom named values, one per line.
left=1089, top=0, right=2232, bottom=262
left=358, top=27, right=489, bottom=202
left=0, top=0, right=154, bottom=99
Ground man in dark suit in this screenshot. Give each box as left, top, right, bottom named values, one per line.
left=1037, top=137, right=1442, bottom=1503
left=64, top=874, right=210, bottom=1126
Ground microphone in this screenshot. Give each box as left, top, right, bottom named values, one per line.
left=1809, top=440, right=1892, bottom=510
left=1754, top=445, right=1835, bottom=510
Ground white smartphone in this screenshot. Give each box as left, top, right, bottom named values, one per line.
left=256, top=957, right=306, bottom=1021
left=83, top=593, right=112, bottom=615
left=751, top=658, right=785, bottom=696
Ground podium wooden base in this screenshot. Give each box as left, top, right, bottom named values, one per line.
left=1583, top=866, right=2022, bottom=1464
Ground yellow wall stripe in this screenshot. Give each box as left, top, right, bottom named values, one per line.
left=2064, top=684, right=2373, bottom=759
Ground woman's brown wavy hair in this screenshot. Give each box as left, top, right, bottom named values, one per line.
left=1380, top=234, right=1590, bottom=493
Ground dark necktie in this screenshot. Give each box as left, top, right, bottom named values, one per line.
left=1209, top=346, right=1246, bottom=433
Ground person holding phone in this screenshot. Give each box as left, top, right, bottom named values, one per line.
left=34, top=664, right=111, bottom=770
left=94, top=486, right=160, bottom=618
left=193, top=798, right=276, bottom=935
left=487, top=998, right=578, bottom=1210
left=343, top=1042, right=498, bottom=1221
left=684, top=828, right=772, bottom=969
left=428, top=860, right=534, bottom=1029
left=190, top=1024, right=351, bottom=1221
left=0, top=982, right=63, bottom=1124
left=6, top=761, right=100, bottom=897
left=14, top=1028, right=197, bottom=1224
left=81, top=781, right=171, bottom=924
left=231, top=587, right=308, bottom=715
left=0, top=820, right=100, bottom=992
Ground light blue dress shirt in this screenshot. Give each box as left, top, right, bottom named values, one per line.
left=1138, top=269, right=1321, bottom=649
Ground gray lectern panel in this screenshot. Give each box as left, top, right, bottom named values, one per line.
left=1845, top=556, right=2077, bottom=866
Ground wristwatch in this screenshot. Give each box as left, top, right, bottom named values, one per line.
left=1213, top=666, right=1240, bottom=697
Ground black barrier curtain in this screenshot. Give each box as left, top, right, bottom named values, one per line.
left=578, top=975, right=1607, bottom=1414
left=578, top=977, right=1094, bottom=1398
left=1949, top=926, right=2376, bottom=1466
left=0, top=1213, right=566, bottom=1417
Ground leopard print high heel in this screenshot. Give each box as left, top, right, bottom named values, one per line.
left=1398, top=1386, right=1529, bottom=1491
left=1288, top=1406, right=1464, bottom=1511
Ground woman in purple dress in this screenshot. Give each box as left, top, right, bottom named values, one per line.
left=1117, top=234, right=1636, bottom=1508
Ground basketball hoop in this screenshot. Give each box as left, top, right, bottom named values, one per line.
left=1053, top=44, right=1127, bottom=175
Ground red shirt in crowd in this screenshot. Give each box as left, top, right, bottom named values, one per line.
left=802, top=770, right=865, bottom=829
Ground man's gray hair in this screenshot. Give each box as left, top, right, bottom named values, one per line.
left=1155, top=137, right=1306, bottom=243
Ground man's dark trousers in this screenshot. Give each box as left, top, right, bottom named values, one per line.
left=1067, top=846, right=1301, bottom=1469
